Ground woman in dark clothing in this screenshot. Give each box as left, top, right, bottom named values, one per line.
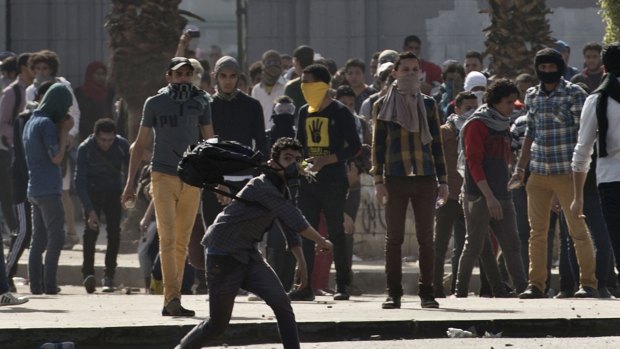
left=75, top=61, right=115, bottom=142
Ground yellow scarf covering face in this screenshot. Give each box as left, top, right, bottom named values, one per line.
left=301, top=81, right=330, bottom=113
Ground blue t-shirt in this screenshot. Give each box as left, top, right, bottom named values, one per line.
left=23, top=112, right=62, bottom=197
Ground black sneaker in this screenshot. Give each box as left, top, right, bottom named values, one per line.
left=420, top=295, right=439, bottom=308
left=162, top=298, right=195, bottom=317
left=519, top=285, right=546, bottom=299
left=333, top=292, right=350, bottom=301
left=288, top=288, right=315, bottom=301
left=574, top=286, right=598, bottom=298
left=598, top=287, right=613, bottom=299
left=553, top=289, right=575, bottom=299
left=381, top=296, right=401, bottom=309
left=101, top=276, right=114, bottom=293
left=83, top=275, right=96, bottom=294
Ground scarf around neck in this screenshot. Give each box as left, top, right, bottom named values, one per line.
left=377, top=82, right=432, bottom=145
left=593, top=73, right=620, bottom=157
left=164, top=83, right=197, bottom=103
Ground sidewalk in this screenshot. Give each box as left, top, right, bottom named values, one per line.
left=2, top=285, right=620, bottom=349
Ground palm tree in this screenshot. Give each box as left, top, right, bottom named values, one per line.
left=105, top=0, right=188, bottom=141
left=600, top=0, right=620, bottom=43
left=483, top=0, right=555, bottom=78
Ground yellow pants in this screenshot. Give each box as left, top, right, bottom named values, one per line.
left=151, top=171, right=201, bottom=305
left=525, top=173, right=597, bottom=291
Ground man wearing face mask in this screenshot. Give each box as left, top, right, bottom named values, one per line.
left=464, top=71, right=487, bottom=107
left=252, top=50, right=287, bottom=129
left=122, top=57, right=214, bottom=316
left=288, top=64, right=361, bottom=302
left=175, top=137, right=333, bottom=349
left=513, top=48, right=597, bottom=299
left=372, top=51, right=449, bottom=309
left=433, top=91, right=478, bottom=297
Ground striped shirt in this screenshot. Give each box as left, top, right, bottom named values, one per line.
left=371, top=94, right=447, bottom=184
left=523, top=79, right=587, bottom=175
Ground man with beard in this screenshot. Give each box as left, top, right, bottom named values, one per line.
left=513, top=48, right=597, bottom=299
left=122, top=57, right=214, bottom=316
left=252, top=50, right=287, bottom=128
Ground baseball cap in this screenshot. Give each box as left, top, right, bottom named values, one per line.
left=168, top=57, right=194, bottom=71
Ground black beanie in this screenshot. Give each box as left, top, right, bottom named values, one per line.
left=535, top=48, right=566, bottom=72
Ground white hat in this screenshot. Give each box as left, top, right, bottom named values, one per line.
left=464, top=71, right=487, bottom=91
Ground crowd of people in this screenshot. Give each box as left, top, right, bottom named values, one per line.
left=1, top=32, right=620, bottom=349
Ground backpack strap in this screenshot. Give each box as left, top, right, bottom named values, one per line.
left=11, top=84, right=22, bottom=122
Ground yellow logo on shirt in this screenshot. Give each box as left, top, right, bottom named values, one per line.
left=306, top=116, right=330, bottom=157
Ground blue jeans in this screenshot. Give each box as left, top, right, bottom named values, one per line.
left=177, top=254, right=299, bottom=349
left=28, top=194, right=65, bottom=294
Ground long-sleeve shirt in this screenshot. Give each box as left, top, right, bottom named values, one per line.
left=202, top=172, right=308, bottom=264
left=572, top=88, right=620, bottom=184
left=371, top=94, right=447, bottom=184
left=210, top=92, right=267, bottom=155
left=440, top=121, right=462, bottom=200
left=524, top=79, right=587, bottom=175
left=0, top=76, right=28, bottom=148
left=74, top=134, right=130, bottom=213
left=296, top=100, right=362, bottom=182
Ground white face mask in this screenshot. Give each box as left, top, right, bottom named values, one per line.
left=473, top=90, right=485, bottom=106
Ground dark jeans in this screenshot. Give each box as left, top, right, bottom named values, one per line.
left=0, top=227, right=10, bottom=294
left=433, top=198, right=466, bottom=295
left=597, top=182, right=620, bottom=286
left=384, top=176, right=437, bottom=297
left=0, top=149, right=17, bottom=231
left=28, top=194, right=65, bottom=294
left=177, top=254, right=299, bottom=349
left=562, top=190, right=613, bottom=290
left=5, top=201, right=32, bottom=278
left=297, top=178, right=349, bottom=292
left=512, top=186, right=530, bottom=273
left=457, top=194, right=527, bottom=295
left=152, top=253, right=195, bottom=295
left=82, top=191, right=122, bottom=279
left=266, top=223, right=296, bottom=292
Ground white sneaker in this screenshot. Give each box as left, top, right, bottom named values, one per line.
left=0, top=292, right=29, bottom=306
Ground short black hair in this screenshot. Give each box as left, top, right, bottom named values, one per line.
left=455, top=91, right=478, bottom=108
left=394, top=51, right=419, bottom=71
left=602, top=42, right=620, bottom=74
left=336, top=85, right=355, bottom=99
left=17, top=53, right=31, bottom=69
left=442, top=62, right=465, bottom=81
left=249, top=61, right=262, bottom=82
left=293, top=45, right=315, bottom=69
left=372, top=51, right=381, bottom=60
left=302, top=64, right=331, bottom=84
left=485, top=78, right=519, bottom=106
left=344, top=58, right=365, bottom=73
left=465, top=50, right=483, bottom=64
left=403, top=35, right=421, bottom=48
left=271, top=137, right=303, bottom=161
left=0, top=56, right=17, bottom=74
left=274, top=95, right=293, bottom=104
left=94, top=118, right=117, bottom=135
left=582, top=42, right=603, bottom=55
left=514, top=73, right=537, bottom=85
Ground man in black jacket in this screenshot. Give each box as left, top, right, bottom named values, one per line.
left=75, top=118, right=129, bottom=293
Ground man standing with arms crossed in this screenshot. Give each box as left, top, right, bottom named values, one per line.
left=122, top=57, right=214, bottom=316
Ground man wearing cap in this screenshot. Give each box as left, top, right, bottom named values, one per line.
left=122, top=57, right=214, bottom=316
left=200, top=55, right=267, bottom=253
left=513, top=48, right=597, bottom=299
left=252, top=50, right=287, bottom=128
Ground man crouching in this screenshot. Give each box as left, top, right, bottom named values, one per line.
left=175, top=137, right=333, bottom=349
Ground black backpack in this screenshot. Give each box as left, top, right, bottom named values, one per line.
left=177, top=139, right=265, bottom=202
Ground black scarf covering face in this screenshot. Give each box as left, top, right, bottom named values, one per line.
left=594, top=73, right=620, bottom=157
left=167, top=83, right=195, bottom=102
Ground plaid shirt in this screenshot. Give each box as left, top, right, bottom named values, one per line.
left=524, top=79, right=587, bottom=175
left=371, top=94, right=447, bottom=184
left=202, top=173, right=307, bottom=264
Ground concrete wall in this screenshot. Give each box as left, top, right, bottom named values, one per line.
left=247, top=0, right=605, bottom=70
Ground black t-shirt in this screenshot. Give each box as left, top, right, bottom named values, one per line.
left=296, top=100, right=361, bottom=182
